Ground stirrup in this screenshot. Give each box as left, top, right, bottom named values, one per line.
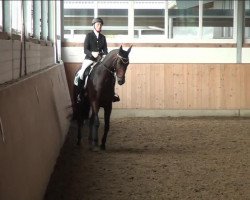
left=113, top=94, right=120, bottom=102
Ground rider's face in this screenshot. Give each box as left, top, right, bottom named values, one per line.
left=94, top=22, right=102, bottom=32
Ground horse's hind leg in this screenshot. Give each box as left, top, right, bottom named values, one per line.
left=101, top=104, right=112, bottom=150
left=77, top=117, right=83, bottom=146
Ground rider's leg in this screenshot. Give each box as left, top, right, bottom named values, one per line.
left=74, top=59, right=94, bottom=101
left=79, top=59, right=94, bottom=80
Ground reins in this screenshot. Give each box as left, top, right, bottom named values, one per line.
left=101, top=62, right=115, bottom=75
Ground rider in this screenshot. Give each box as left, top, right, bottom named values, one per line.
left=74, top=17, right=120, bottom=103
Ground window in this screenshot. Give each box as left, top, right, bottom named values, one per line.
left=0, top=0, right=2, bottom=31
left=169, top=0, right=199, bottom=39
left=98, top=9, right=128, bottom=38
left=11, top=1, right=22, bottom=34
left=41, top=0, right=49, bottom=40
left=64, top=4, right=94, bottom=39
left=203, top=0, right=234, bottom=39
left=134, top=9, right=164, bottom=38
left=64, top=1, right=129, bottom=39
left=24, top=0, right=33, bottom=37
left=33, top=1, right=41, bottom=39
left=245, top=0, right=250, bottom=39
left=63, top=0, right=239, bottom=42
left=0, top=0, right=56, bottom=41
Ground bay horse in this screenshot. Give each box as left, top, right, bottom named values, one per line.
left=74, top=45, right=132, bottom=150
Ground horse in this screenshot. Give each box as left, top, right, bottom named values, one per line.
left=74, top=45, right=132, bottom=150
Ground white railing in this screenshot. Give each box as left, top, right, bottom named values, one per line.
left=64, top=25, right=164, bottom=39
left=64, top=1, right=175, bottom=9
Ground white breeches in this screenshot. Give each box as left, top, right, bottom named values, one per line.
left=74, top=59, right=94, bottom=86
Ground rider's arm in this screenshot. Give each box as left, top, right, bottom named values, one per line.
left=84, top=33, right=93, bottom=58
left=103, top=36, right=108, bottom=55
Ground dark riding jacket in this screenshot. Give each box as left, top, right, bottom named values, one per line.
left=84, top=31, right=108, bottom=61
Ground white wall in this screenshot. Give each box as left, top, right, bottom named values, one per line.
left=242, top=48, right=250, bottom=63
left=62, top=46, right=250, bottom=64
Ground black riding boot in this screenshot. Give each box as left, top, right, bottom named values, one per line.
left=113, top=93, right=120, bottom=102
left=72, top=81, right=83, bottom=120
left=76, top=78, right=85, bottom=103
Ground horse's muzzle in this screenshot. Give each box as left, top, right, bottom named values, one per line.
left=117, top=77, right=125, bottom=85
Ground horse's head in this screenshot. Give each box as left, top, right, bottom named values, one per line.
left=115, top=45, right=132, bottom=85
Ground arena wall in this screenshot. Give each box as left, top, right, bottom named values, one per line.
left=0, top=64, right=72, bottom=200
left=63, top=43, right=250, bottom=116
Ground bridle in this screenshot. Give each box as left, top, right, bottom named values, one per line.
left=117, top=54, right=129, bottom=64
left=101, top=52, right=129, bottom=79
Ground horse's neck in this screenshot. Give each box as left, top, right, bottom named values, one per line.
left=102, top=51, right=117, bottom=69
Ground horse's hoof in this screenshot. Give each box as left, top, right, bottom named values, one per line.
left=100, top=144, right=106, bottom=150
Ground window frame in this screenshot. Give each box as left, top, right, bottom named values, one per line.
left=0, top=0, right=3, bottom=32
left=60, top=1, right=245, bottom=44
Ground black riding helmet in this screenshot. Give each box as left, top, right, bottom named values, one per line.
left=92, top=17, right=104, bottom=25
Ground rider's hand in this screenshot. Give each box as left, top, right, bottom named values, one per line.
left=92, top=51, right=99, bottom=58
left=100, top=55, right=106, bottom=62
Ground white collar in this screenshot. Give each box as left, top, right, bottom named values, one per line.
left=93, top=29, right=99, bottom=38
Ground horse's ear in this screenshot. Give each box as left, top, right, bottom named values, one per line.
left=119, top=45, right=123, bottom=51
left=127, top=45, right=133, bottom=54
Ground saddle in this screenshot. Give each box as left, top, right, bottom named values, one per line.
left=75, top=55, right=104, bottom=88
left=74, top=61, right=97, bottom=89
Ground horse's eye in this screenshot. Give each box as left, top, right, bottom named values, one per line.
left=118, top=60, right=123, bottom=65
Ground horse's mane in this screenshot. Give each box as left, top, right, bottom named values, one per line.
left=102, top=49, right=119, bottom=63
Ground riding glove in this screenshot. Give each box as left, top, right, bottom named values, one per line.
left=91, top=51, right=99, bottom=58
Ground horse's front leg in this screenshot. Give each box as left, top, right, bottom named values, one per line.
left=92, top=114, right=100, bottom=146
left=100, top=103, right=112, bottom=150
left=89, top=104, right=100, bottom=150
